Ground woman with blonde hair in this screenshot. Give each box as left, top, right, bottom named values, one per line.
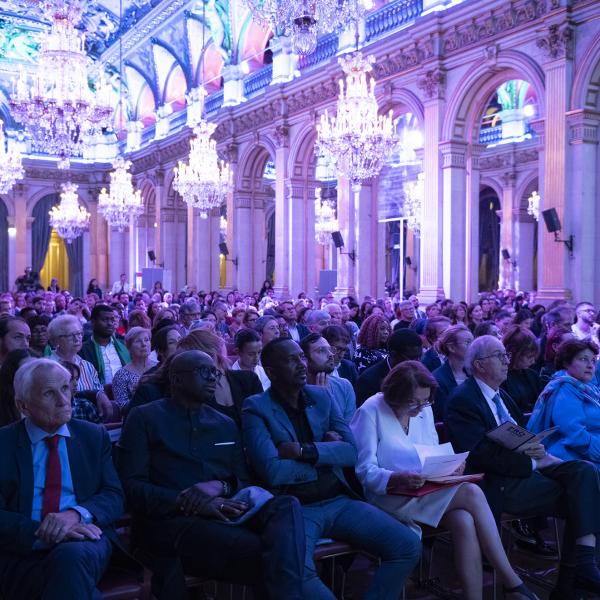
left=112, top=326, right=156, bottom=415
left=177, top=330, right=262, bottom=425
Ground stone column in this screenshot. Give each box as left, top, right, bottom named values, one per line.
left=14, top=184, right=28, bottom=278
left=567, top=109, right=600, bottom=304
left=466, top=144, right=486, bottom=301
left=334, top=177, right=356, bottom=298
left=288, top=178, right=310, bottom=297
left=252, top=194, right=269, bottom=293
left=154, top=169, right=165, bottom=265
left=356, top=182, right=375, bottom=300
left=536, top=24, right=574, bottom=302
left=440, top=140, right=468, bottom=300
left=273, top=125, right=290, bottom=298
left=499, top=170, right=517, bottom=289
left=516, top=209, right=536, bottom=293
left=417, top=68, right=446, bottom=303
left=7, top=216, right=16, bottom=290
left=234, top=193, right=253, bottom=293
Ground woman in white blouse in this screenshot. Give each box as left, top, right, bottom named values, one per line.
left=350, top=361, right=537, bottom=600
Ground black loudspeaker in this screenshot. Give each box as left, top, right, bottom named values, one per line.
left=219, top=242, right=229, bottom=256
left=405, top=256, right=412, bottom=266
left=331, top=231, right=344, bottom=248
left=542, top=208, right=562, bottom=233
left=501, top=249, right=511, bottom=260
left=148, top=250, right=156, bottom=262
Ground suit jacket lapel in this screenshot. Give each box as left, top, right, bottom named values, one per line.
left=303, top=388, right=322, bottom=441
left=66, top=423, right=84, bottom=501
left=16, top=422, right=34, bottom=516
left=468, top=378, right=498, bottom=430
left=268, top=391, right=298, bottom=440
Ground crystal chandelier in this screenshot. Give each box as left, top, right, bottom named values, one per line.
left=9, top=1, right=113, bottom=169
left=314, top=188, right=338, bottom=245
left=243, top=0, right=365, bottom=56
left=49, top=182, right=90, bottom=243
left=173, top=92, right=233, bottom=219
left=98, top=157, right=144, bottom=232
left=527, top=190, right=540, bottom=221
left=404, top=172, right=424, bottom=238
left=315, top=53, right=396, bottom=191
left=0, top=122, right=25, bottom=194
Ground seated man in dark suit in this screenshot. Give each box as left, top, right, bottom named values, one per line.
left=322, top=325, right=359, bottom=387
left=242, top=338, right=421, bottom=600
left=118, top=350, right=304, bottom=600
left=445, top=335, right=600, bottom=598
left=0, top=359, right=124, bottom=599
left=356, top=329, right=422, bottom=406
left=421, top=316, right=451, bottom=372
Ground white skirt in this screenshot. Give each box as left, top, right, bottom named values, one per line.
left=368, top=483, right=468, bottom=538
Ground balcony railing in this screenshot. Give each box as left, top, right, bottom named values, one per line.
left=365, top=0, right=423, bottom=43
left=243, top=64, right=273, bottom=97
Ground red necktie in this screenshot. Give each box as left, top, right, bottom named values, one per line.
left=41, top=436, right=62, bottom=519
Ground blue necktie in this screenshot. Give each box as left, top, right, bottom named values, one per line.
left=491, top=393, right=514, bottom=425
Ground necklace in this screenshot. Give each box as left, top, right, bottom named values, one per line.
left=401, top=420, right=410, bottom=435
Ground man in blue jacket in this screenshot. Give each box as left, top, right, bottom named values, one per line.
left=242, top=337, right=421, bottom=600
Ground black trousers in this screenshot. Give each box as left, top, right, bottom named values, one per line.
left=142, top=495, right=305, bottom=600
left=0, top=536, right=112, bottom=600
left=501, top=460, right=600, bottom=561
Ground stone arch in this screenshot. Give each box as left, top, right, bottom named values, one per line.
left=479, top=177, right=504, bottom=203
left=378, top=87, right=425, bottom=126
left=571, top=30, right=600, bottom=111
left=289, top=123, right=318, bottom=182
left=0, top=193, right=15, bottom=218
left=516, top=172, right=539, bottom=211
left=442, top=50, right=545, bottom=144
left=27, top=188, right=58, bottom=218
left=237, top=141, right=275, bottom=192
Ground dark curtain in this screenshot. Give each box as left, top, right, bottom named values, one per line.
left=265, top=211, right=275, bottom=282
left=389, top=221, right=400, bottom=292
left=0, top=199, right=7, bottom=291
left=65, top=234, right=83, bottom=297
left=479, top=188, right=501, bottom=291
left=31, top=194, right=55, bottom=275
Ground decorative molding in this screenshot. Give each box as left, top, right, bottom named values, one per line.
left=234, top=194, right=252, bottom=209
left=417, top=67, right=447, bottom=100
left=439, top=141, right=467, bottom=168
left=536, top=23, right=574, bottom=61
left=567, top=110, right=600, bottom=144
left=273, top=124, right=290, bottom=149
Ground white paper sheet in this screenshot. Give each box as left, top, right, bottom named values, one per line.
left=412, top=443, right=470, bottom=478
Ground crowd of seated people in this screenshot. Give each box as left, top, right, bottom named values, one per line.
left=3, top=281, right=600, bottom=598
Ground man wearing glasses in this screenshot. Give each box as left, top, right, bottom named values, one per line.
left=446, top=335, right=600, bottom=598
left=118, top=350, right=305, bottom=600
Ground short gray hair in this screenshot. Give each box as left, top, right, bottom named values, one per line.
left=124, top=326, right=150, bottom=349
left=47, top=314, right=82, bottom=345
left=254, top=315, right=277, bottom=333
left=464, top=335, right=503, bottom=374
left=305, top=310, right=330, bottom=326
left=179, top=301, right=200, bottom=315
left=14, top=359, right=70, bottom=406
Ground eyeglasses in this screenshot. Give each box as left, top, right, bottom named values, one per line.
left=477, top=351, right=511, bottom=363
left=58, top=332, right=83, bottom=341
left=407, top=398, right=434, bottom=409
left=331, top=345, right=348, bottom=355
left=179, top=365, right=222, bottom=381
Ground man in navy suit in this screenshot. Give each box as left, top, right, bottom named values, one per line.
left=242, top=338, right=420, bottom=600
left=0, top=359, right=124, bottom=599
left=446, top=335, right=600, bottom=598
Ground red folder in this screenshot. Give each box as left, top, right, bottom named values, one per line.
left=388, top=473, right=484, bottom=497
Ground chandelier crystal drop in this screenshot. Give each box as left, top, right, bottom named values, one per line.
left=9, top=1, right=113, bottom=169
left=0, top=123, right=25, bottom=194
left=48, top=181, right=90, bottom=243
left=315, top=53, right=396, bottom=190
left=243, top=0, right=365, bottom=56
left=98, top=157, right=144, bottom=232
left=404, top=172, right=424, bottom=238
left=173, top=117, right=234, bottom=219
left=527, top=190, right=540, bottom=221
left=314, top=188, right=339, bottom=245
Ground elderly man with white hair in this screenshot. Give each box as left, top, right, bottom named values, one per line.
left=305, top=309, right=332, bottom=334
left=446, top=335, right=600, bottom=598
left=0, top=359, right=124, bottom=599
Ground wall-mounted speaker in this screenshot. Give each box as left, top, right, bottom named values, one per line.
left=405, top=256, right=412, bottom=266
left=542, top=208, right=562, bottom=233
left=148, top=250, right=156, bottom=262
left=501, top=249, right=511, bottom=261
left=219, top=242, right=229, bottom=256
left=331, top=231, right=344, bottom=248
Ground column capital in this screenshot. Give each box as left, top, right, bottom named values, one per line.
left=417, top=67, right=447, bottom=101
left=273, top=123, right=290, bottom=149
left=285, top=178, right=305, bottom=199
left=536, top=23, right=574, bottom=62
left=567, top=109, right=600, bottom=145
left=500, top=170, right=518, bottom=188
left=224, top=142, right=239, bottom=164
left=439, top=140, right=468, bottom=168
left=234, top=193, right=252, bottom=209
